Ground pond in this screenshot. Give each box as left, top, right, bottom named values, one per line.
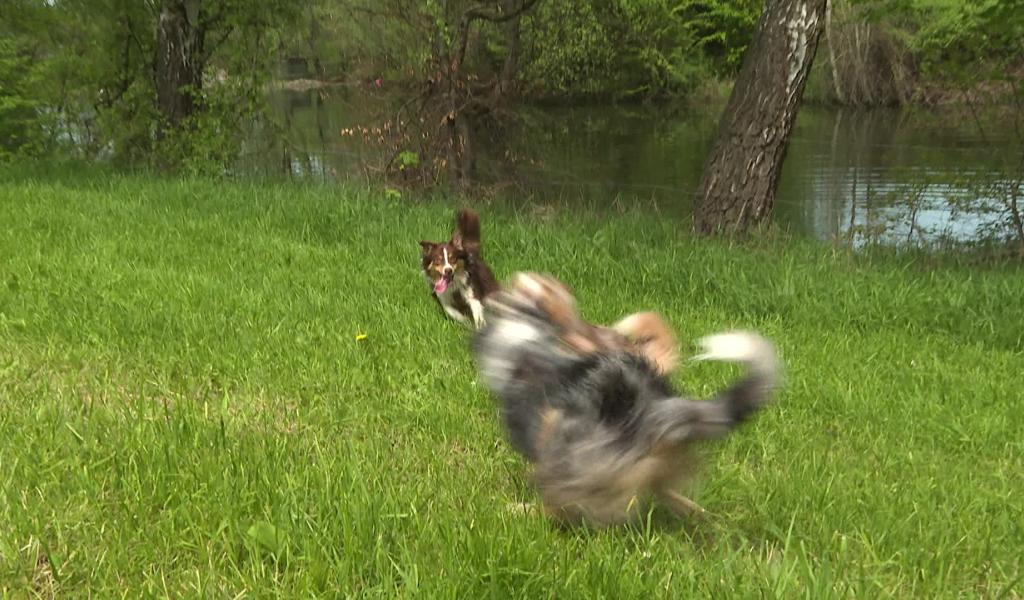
left=247, top=86, right=1022, bottom=247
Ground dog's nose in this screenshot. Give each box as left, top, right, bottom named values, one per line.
left=443, top=267, right=453, bottom=275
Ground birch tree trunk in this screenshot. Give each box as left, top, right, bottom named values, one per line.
left=826, top=0, right=844, bottom=104
left=692, top=0, right=828, bottom=236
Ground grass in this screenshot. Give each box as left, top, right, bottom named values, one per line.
left=0, top=165, right=1021, bottom=598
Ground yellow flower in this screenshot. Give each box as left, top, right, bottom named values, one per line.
left=355, top=333, right=368, bottom=342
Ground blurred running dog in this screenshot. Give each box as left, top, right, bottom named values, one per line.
left=515, top=275, right=680, bottom=376
left=473, top=273, right=781, bottom=526
left=420, top=209, right=500, bottom=328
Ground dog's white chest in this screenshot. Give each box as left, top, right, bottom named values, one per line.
left=428, top=271, right=485, bottom=328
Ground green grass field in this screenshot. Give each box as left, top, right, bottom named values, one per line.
left=1, top=167, right=1021, bottom=597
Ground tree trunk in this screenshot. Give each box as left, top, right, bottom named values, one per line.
left=154, top=0, right=205, bottom=136
left=496, top=7, right=523, bottom=98
left=825, top=0, right=844, bottom=104
left=692, top=0, right=827, bottom=236
left=445, top=0, right=538, bottom=189
left=308, top=5, right=325, bottom=78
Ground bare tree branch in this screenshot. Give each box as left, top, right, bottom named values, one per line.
left=452, top=0, right=540, bottom=72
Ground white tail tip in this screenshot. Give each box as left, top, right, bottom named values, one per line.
left=691, top=330, right=779, bottom=380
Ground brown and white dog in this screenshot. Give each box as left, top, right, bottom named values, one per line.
left=420, top=209, right=501, bottom=328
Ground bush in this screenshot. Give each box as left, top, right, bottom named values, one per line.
left=520, top=0, right=746, bottom=101
left=0, top=38, right=44, bottom=158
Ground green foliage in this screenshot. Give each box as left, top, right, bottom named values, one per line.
left=6, top=0, right=1023, bottom=173
left=0, top=0, right=299, bottom=172
left=522, top=0, right=725, bottom=100
left=280, top=0, right=438, bottom=83
left=270, top=0, right=1024, bottom=106
left=0, top=38, right=42, bottom=159
left=520, top=2, right=616, bottom=98
left=815, top=0, right=1024, bottom=105
left=156, top=96, right=241, bottom=177
left=285, top=0, right=760, bottom=103
left=675, top=0, right=761, bottom=74
left=397, top=150, right=420, bottom=170
left=155, top=7, right=297, bottom=176
left=907, top=0, right=1024, bottom=75
left=0, top=1, right=114, bottom=159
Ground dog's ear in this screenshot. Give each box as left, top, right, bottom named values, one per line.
left=419, top=241, right=435, bottom=255
left=450, top=229, right=464, bottom=251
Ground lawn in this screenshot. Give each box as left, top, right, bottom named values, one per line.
left=0, top=166, right=1021, bottom=597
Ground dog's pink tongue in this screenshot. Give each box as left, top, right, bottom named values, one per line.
left=434, top=278, right=449, bottom=294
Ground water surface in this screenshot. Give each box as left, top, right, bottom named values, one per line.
left=252, top=87, right=1020, bottom=246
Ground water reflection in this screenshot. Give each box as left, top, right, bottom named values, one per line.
left=249, top=87, right=1020, bottom=246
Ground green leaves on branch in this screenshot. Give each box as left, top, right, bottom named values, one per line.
left=0, top=0, right=301, bottom=172
left=521, top=0, right=761, bottom=101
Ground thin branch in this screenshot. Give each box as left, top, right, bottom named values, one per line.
left=204, top=27, right=233, bottom=60
left=962, top=86, right=989, bottom=145
left=452, top=0, right=540, bottom=72
left=124, top=14, right=149, bottom=56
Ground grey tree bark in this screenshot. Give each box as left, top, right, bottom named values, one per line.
left=154, top=0, right=205, bottom=135
left=692, top=0, right=828, bottom=236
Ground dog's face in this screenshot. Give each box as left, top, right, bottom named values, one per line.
left=420, top=240, right=466, bottom=294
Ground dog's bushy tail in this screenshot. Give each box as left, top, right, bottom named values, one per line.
left=456, top=209, right=482, bottom=256
left=693, top=330, right=780, bottom=396
left=456, top=209, right=501, bottom=297
left=646, top=331, right=780, bottom=445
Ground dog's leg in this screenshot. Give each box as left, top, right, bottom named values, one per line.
left=468, top=297, right=486, bottom=329
left=441, top=303, right=471, bottom=325
left=658, top=489, right=707, bottom=519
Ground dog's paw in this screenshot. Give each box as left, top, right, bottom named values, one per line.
left=505, top=502, right=539, bottom=516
